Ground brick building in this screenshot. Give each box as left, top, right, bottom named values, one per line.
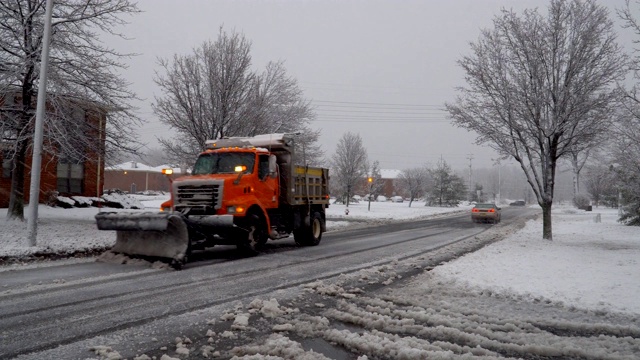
left=379, top=169, right=402, bottom=197
left=0, top=92, right=107, bottom=208
left=354, top=169, right=403, bottom=198
left=104, top=161, right=182, bottom=193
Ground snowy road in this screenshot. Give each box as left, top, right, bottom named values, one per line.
left=6, top=208, right=636, bottom=360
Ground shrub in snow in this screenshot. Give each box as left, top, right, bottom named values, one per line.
left=619, top=202, right=640, bottom=226
left=71, top=196, right=98, bottom=207
left=573, top=194, right=591, bottom=210
left=48, top=191, right=141, bottom=209
left=55, top=196, right=76, bottom=209
left=101, top=192, right=143, bottom=209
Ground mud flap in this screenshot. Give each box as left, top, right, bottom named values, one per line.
left=97, top=212, right=190, bottom=264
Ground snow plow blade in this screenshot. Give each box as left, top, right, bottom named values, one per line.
left=95, top=212, right=190, bottom=266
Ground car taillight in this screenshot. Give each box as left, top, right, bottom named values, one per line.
left=488, top=209, right=495, bottom=213
left=472, top=208, right=479, bottom=212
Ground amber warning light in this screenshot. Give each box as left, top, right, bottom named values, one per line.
left=162, top=168, right=173, bottom=175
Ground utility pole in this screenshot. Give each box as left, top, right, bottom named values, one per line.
left=467, top=154, right=474, bottom=202
left=27, top=0, right=54, bottom=246
left=497, top=162, right=501, bottom=204
left=494, top=159, right=501, bottom=205
left=367, top=176, right=373, bottom=211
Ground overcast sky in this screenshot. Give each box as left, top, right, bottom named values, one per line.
left=112, top=0, right=633, bottom=171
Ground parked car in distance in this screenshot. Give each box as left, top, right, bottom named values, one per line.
left=471, top=203, right=501, bottom=224
left=390, top=196, right=403, bottom=203
left=509, top=200, right=526, bottom=206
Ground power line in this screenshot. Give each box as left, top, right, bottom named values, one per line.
left=315, top=108, right=446, bottom=115
left=312, top=99, right=444, bottom=107
left=314, top=103, right=445, bottom=111
left=314, top=118, right=450, bottom=123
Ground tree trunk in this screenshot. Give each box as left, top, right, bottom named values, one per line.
left=571, top=151, right=588, bottom=197
left=541, top=201, right=552, bottom=240
left=7, top=139, right=28, bottom=221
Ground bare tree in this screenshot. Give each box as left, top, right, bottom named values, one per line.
left=397, top=167, right=428, bottom=207
left=567, top=147, right=590, bottom=196
left=331, top=132, right=368, bottom=207
left=153, top=28, right=320, bottom=165
left=616, top=0, right=640, bottom=225
left=446, top=0, right=627, bottom=239
left=363, top=160, right=385, bottom=210
left=0, top=0, right=142, bottom=220
left=584, top=164, right=617, bottom=208
left=426, top=159, right=466, bottom=207
left=292, top=124, right=325, bottom=167
left=136, top=146, right=175, bottom=167
left=366, top=160, right=385, bottom=198
left=609, top=108, right=640, bottom=224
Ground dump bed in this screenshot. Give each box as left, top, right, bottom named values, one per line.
left=291, top=165, right=330, bottom=206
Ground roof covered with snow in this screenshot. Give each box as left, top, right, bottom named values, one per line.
left=105, top=161, right=182, bottom=174
left=380, top=169, right=402, bottom=179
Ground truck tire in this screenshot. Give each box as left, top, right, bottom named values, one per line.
left=238, top=213, right=267, bottom=256
left=294, top=211, right=323, bottom=246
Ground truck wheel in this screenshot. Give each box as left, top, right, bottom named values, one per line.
left=238, top=213, right=267, bottom=256
left=294, top=211, right=323, bottom=246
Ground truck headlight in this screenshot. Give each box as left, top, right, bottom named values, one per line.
left=227, top=206, right=245, bottom=214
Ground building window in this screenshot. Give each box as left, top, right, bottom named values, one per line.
left=56, top=106, right=86, bottom=194
left=57, top=162, right=84, bottom=194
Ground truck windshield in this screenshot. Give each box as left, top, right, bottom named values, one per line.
left=192, top=153, right=255, bottom=175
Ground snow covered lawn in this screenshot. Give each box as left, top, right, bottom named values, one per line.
left=431, top=206, right=640, bottom=315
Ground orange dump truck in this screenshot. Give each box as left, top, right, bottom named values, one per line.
left=96, top=133, right=330, bottom=268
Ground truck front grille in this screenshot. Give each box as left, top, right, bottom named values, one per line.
left=174, top=180, right=224, bottom=212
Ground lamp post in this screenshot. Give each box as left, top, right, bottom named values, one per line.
left=492, top=158, right=501, bottom=205
left=367, top=177, right=373, bottom=211
left=27, top=0, right=54, bottom=246
left=497, top=161, right=501, bottom=205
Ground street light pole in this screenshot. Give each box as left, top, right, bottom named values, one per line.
left=367, top=177, right=373, bottom=211
left=497, top=161, right=501, bottom=205
left=27, top=0, right=55, bottom=246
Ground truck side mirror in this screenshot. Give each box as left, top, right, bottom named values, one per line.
left=269, top=155, right=278, bottom=178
